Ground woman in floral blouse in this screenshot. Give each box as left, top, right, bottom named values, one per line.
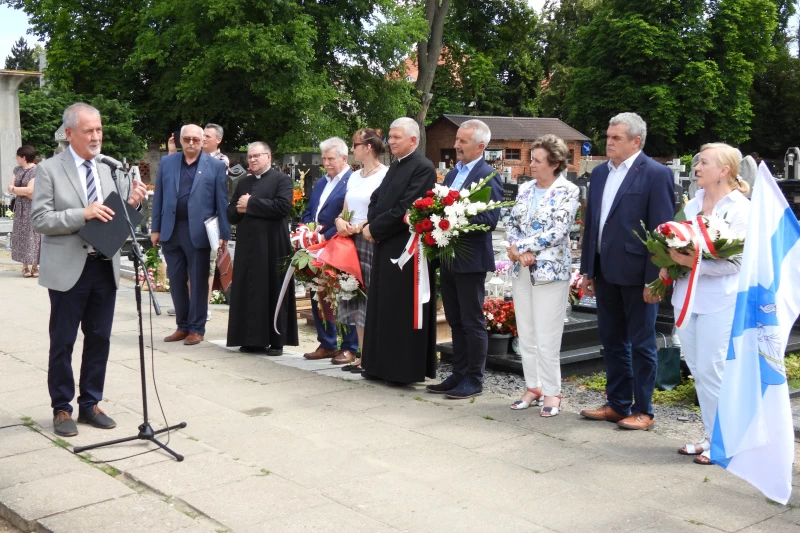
left=506, top=135, right=579, bottom=417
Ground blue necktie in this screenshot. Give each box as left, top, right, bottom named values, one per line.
left=83, top=160, right=97, bottom=204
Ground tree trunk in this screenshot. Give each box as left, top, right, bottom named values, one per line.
left=412, top=0, right=451, bottom=155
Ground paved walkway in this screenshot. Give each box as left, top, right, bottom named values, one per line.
left=1, top=258, right=799, bottom=533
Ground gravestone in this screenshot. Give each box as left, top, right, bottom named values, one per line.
left=666, top=158, right=686, bottom=186
left=0, top=70, right=43, bottom=197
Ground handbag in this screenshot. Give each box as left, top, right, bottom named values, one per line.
left=8, top=197, right=15, bottom=214
left=654, top=333, right=682, bottom=391
left=213, top=248, right=233, bottom=294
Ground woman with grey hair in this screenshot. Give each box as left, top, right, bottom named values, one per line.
left=507, top=134, right=579, bottom=417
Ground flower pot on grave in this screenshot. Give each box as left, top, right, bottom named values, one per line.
left=487, top=333, right=512, bottom=355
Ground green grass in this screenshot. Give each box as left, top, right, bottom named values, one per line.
left=53, top=437, right=71, bottom=448
left=785, top=353, right=800, bottom=390
left=20, top=416, right=34, bottom=427
left=259, top=469, right=270, bottom=476
left=582, top=373, right=607, bottom=392
left=483, top=415, right=495, bottom=421
left=580, top=372, right=699, bottom=409
left=99, top=465, right=120, bottom=477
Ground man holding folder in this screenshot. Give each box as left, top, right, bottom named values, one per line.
left=32, top=102, right=147, bottom=436
left=151, top=124, right=231, bottom=345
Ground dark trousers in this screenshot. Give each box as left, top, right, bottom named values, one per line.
left=311, top=293, right=358, bottom=352
left=162, top=221, right=210, bottom=335
left=440, top=268, right=488, bottom=383
left=594, top=266, right=659, bottom=417
left=48, top=258, right=116, bottom=416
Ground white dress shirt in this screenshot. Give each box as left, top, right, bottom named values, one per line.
left=69, top=146, right=104, bottom=204
left=597, top=150, right=641, bottom=253
left=346, top=167, right=388, bottom=225
left=316, top=167, right=347, bottom=222
left=671, top=189, right=750, bottom=314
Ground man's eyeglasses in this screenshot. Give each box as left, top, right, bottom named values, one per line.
left=247, top=153, right=269, bottom=160
left=181, top=137, right=201, bottom=145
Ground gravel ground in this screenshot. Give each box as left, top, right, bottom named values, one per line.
left=437, top=362, right=706, bottom=443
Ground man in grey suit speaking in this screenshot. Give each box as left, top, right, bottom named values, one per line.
left=32, top=103, right=147, bottom=437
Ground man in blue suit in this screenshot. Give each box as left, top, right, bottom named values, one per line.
left=426, top=119, right=503, bottom=399
left=151, top=124, right=231, bottom=345
left=301, top=137, right=359, bottom=364
left=579, top=112, right=675, bottom=430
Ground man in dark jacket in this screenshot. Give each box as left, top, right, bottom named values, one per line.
left=426, top=119, right=503, bottom=399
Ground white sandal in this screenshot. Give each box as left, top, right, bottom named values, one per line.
left=678, top=437, right=710, bottom=456
left=510, top=388, right=543, bottom=410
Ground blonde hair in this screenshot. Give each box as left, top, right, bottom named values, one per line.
left=698, top=142, right=751, bottom=196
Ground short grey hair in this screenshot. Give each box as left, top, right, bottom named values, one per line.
left=63, top=103, right=100, bottom=129
left=319, top=137, right=348, bottom=158
left=609, top=112, right=647, bottom=149
left=459, top=119, right=491, bottom=146
left=205, top=123, right=223, bottom=138
left=248, top=141, right=272, bottom=154
left=180, top=124, right=203, bottom=138
left=390, top=117, right=420, bottom=141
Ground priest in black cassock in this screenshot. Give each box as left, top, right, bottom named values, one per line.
left=226, top=142, right=298, bottom=355
left=361, top=118, right=438, bottom=383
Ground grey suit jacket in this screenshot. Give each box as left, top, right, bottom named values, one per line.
left=31, top=150, right=133, bottom=292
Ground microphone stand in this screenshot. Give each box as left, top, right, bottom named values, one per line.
left=74, top=164, right=186, bottom=461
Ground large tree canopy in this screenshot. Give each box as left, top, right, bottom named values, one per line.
left=5, top=0, right=427, bottom=152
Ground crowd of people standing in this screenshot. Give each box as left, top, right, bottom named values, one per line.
left=9, top=103, right=754, bottom=460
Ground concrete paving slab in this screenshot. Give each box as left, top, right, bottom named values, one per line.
left=473, top=432, right=602, bottom=474
left=360, top=400, right=470, bottom=430
left=126, top=451, right=263, bottom=496
left=256, top=502, right=401, bottom=533
left=0, top=355, right=38, bottom=376
left=0, top=447, right=85, bottom=490
left=393, top=499, right=551, bottom=533
left=412, top=413, right=531, bottom=449
left=304, top=420, right=434, bottom=453
left=181, top=475, right=329, bottom=530
left=0, top=469, right=134, bottom=531
left=0, top=371, right=45, bottom=395
left=639, top=478, right=786, bottom=532
left=0, top=426, right=51, bottom=459
left=36, top=493, right=214, bottom=533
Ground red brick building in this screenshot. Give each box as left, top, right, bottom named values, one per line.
left=426, top=114, right=590, bottom=179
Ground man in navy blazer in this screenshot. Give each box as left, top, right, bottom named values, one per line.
left=579, top=112, right=675, bottom=430
left=300, top=137, right=359, bottom=364
left=151, top=124, right=231, bottom=346
left=426, top=119, right=503, bottom=399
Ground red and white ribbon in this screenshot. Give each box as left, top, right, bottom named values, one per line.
left=391, top=232, right=430, bottom=330
left=661, top=217, right=717, bottom=330
left=290, top=224, right=325, bottom=250
left=273, top=240, right=326, bottom=334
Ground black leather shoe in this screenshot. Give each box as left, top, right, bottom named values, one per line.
left=426, top=373, right=463, bottom=394
left=444, top=378, right=483, bottom=400
left=77, top=406, right=116, bottom=429
left=239, top=346, right=265, bottom=353
left=360, top=370, right=380, bottom=381
left=265, top=347, right=283, bottom=356
left=53, top=410, right=78, bottom=437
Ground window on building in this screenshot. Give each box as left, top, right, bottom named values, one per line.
left=567, top=149, right=574, bottom=165
left=505, top=148, right=521, bottom=160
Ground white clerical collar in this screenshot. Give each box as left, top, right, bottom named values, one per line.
left=396, top=149, right=416, bottom=162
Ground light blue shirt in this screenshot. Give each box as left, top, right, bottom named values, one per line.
left=451, top=157, right=481, bottom=191
left=597, top=150, right=641, bottom=253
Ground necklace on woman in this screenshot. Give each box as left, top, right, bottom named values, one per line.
left=361, top=164, right=382, bottom=177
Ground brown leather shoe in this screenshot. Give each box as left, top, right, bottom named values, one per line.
left=331, top=350, right=356, bottom=365
left=580, top=404, right=626, bottom=422
left=617, top=413, right=654, bottom=431
left=164, top=330, right=189, bottom=342
left=183, top=333, right=204, bottom=345
left=303, top=347, right=338, bottom=360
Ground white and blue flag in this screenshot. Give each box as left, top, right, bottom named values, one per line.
left=711, top=162, right=800, bottom=504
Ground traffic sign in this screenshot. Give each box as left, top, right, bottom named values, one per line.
left=581, top=142, right=591, bottom=155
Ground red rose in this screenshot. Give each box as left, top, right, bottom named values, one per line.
left=421, top=218, right=434, bottom=231
left=415, top=222, right=426, bottom=233
left=448, top=189, right=460, bottom=198
left=424, top=233, right=436, bottom=246
left=425, top=190, right=435, bottom=197
left=424, top=197, right=435, bottom=208
left=414, top=199, right=427, bottom=209
left=438, top=219, right=450, bottom=230
left=661, top=277, right=673, bottom=285
left=441, top=196, right=455, bottom=206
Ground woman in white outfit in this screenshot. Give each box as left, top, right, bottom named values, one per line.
left=660, top=143, right=750, bottom=465
left=335, top=128, right=388, bottom=373
left=506, top=135, right=579, bottom=417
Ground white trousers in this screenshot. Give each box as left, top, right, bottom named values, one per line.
left=511, top=268, right=569, bottom=396
left=675, top=305, right=735, bottom=440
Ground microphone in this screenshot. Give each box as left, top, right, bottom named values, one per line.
left=99, top=155, right=125, bottom=171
